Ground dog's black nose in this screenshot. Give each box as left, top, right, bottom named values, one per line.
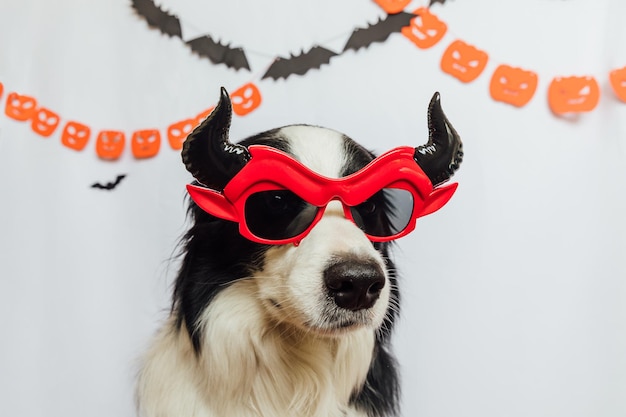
left=324, top=260, right=385, bottom=311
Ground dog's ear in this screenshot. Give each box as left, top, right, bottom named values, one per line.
left=417, top=182, right=458, bottom=218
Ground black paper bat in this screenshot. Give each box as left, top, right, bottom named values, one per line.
left=262, top=46, right=338, bottom=80
left=131, top=0, right=182, bottom=37
left=186, top=36, right=250, bottom=71
left=132, top=0, right=250, bottom=71
left=91, top=174, right=127, bottom=191
left=429, top=0, right=451, bottom=5
left=343, top=12, right=415, bottom=52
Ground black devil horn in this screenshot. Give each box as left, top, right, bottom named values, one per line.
left=414, top=92, right=464, bottom=187
left=181, top=87, right=251, bottom=189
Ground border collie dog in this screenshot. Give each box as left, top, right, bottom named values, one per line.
left=136, top=89, right=462, bottom=417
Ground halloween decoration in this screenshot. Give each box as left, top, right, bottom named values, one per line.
left=186, top=36, right=250, bottom=71
left=401, top=7, right=447, bottom=49
left=61, top=121, right=91, bottom=151
left=610, top=66, right=626, bottom=102
left=343, top=12, right=415, bottom=52
left=489, top=65, right=538, bottom=107
left=131, top=129, right=161, bottom=159
left=185, top=88, right=462, bottom=245
left=262, top=47, right=338, bottom=80
left=96, top=130, right=126, bottom=160
left=31, top=107, right=60, bottom=137
left=548, top=76, right=600, bottom=114
left=167, top=118, right=195, bottom=150
left=441, top=40, right=489, bottom=83
left=5, top=92, right=37, bottom=121
left=374, top=0, right=411, bottom=14
left=132, top=0, right=414, bottom=79
left=131, top=0, right=181, bottom=37
left=195, top=107, right=215, bottom=126
left=1, top=2, right=623, bottom=165
left=91, top=174, right=127, bottom=190
left=230, top=83, right=262, bottom=116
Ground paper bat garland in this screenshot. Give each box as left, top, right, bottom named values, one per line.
left=131, top=0, right=181, bottom=38
left=186, top=36, right=250, bottom=71
left=262, top=46, right=338, bottom=80
left=343, top=12, right=415, bottom=52
left=131, top=0, right=250, bottom=71
left=131, top=0, right=414, bottom=79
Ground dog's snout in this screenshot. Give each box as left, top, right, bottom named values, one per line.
left=324, top=260, right=385, bottom=311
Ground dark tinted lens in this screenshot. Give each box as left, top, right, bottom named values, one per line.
left=350, top=188, right=414, bottom=237
left=244, top=190, right=318, bottom=240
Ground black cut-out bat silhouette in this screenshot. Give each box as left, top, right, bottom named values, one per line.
left=429, top=0, right=451, bottom=5
left=262, top=46, right=338, bottom=80
left=131, top=0, right=182, bottom=37
left=343, top=12, right=414, bottom=52
left=91, top=174, right=127, bottom=191
left=186, top=36, right=250, bottom=71
left=131, top=0, right=415, bottom=77
left=132, top=0, right=250, bottom=71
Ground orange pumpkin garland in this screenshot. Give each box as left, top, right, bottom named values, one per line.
left=548, top=76, right=600, bottom=114
left=61, top=121, right=91, bottom=151
left=609, top=66, right=626, bottom=103
left=131, top=129, right=161, bottom=159
left=441, top=40, right=489, bottom=83
left=401, top=7, right=447, bottom=50
left=489, top=65, right=538, bottom=107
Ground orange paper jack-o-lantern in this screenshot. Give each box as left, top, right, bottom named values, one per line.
left=231, top=83, right=262, bottom=116
left=167, top=118, right=195, bottom=150
left=401, top=7, right=447, bottom=49
left=548, top=76, right=600, bottom=114
left=61, top=121, right=91, bottom=151
left=195, top=106, right=215, bottom=126
left=31, top=107, right=60, bottom=137
left=374, top=0, right=411, bottom=14
left=489, top=65, right=538, bottom=107
left=609, top=66, right=626, bottom=103
left=441, top=40, right=489, bottom=83
left=96, top=130, right=126, bottom=160
left=131, top=129, right=161, bottom=159
left=0, top=82, right=3, bottom=98
left=5, top=92, right=37, bottom=121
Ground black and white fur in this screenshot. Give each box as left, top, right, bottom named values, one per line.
left=136, top=90, right=461, bottom=417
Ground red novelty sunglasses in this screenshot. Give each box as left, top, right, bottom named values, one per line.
left=186, top=144, right=457, bottom=245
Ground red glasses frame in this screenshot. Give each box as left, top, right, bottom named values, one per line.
left=187, top=145, right=458, bottom=245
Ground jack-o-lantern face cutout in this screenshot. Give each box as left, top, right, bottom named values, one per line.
left=231, top=83, right=262, bottom=116
left=0, top=82, right=3, bottom=98
left=5, top=93, right=37, bottom=121
left=489, top=65, right=538, bottom=107
left=401, top=7, right=447, bottom=49
left=548, top=76, right=600, bottom=114
left=96, top=130, right=126, bottom=160
left=131, top=129, right=161, bottom=159
left=61, top=121, right=91, bottom=151
left=31, top=107, right=60, bottom=137
left=441, top=40, right=489, bottom=83
left=609, top=66, right=626, bottom=103
left=167, top=119, right=195, bottom=150
left=374, top=0, right=411, bottom=14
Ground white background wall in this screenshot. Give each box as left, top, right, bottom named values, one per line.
left=0, top=0, right=625, bottom=416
